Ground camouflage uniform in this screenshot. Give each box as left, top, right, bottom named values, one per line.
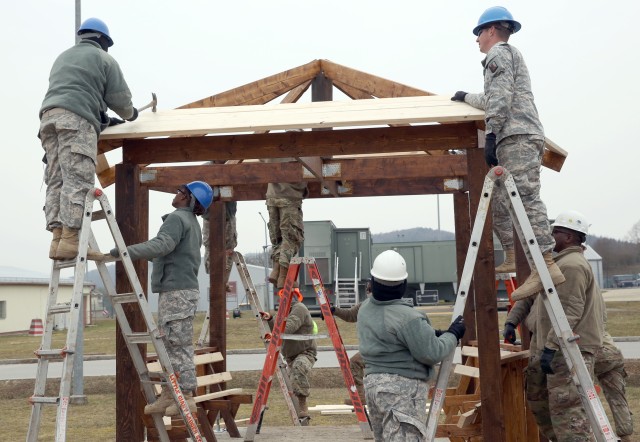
left=126, top=206, right=204, bottom=392
left=364, top=373, right=428, bottom=441
left=523, top=247, right=604, bottom=441
left=39, top=38, right=134, bottom=231
left=595, top=333, right=633, bottom=439
left=465, top=42, right=554, bottom=254
left=158, top=289, right=199, bottom=391
left=264, top=162, right=308, bottom=268
left=268, top=299, right=317, bottom=397
left=202, top=202, right=238, bottom=279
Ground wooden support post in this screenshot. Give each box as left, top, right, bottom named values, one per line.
left=453, top=191, right=475, bottom=344
left=115, top=162, right=148, bottom=441
left=208, top=201, right=227, bottom=381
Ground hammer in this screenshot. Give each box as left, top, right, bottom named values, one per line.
left=138, top=92, right=157, bottom=113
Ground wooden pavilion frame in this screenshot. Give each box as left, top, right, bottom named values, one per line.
left=98, top=59, right=567, bottom=441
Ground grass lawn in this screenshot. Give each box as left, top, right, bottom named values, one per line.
left=1, top=301, right=639, bottom=440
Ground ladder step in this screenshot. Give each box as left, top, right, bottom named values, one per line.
left=125, top=332, right=153, bottom=344
left=29, top=396, right=60, bottom=405
left=111, top=292, right=140, bottom=304
left=53, top=259, right=77, bottom=270
left=49, top=303, right=72, bottom=315
left=34, top=349, right=70, bottom=359
left=91, top=210, right=106, bottom=221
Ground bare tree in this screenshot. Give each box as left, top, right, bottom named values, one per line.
left=625, top=220, right=640, bottom=244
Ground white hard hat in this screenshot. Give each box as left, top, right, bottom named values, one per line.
left=552, top=210, right=589, bottom=235
left=370, top=250, right=408, bottom=282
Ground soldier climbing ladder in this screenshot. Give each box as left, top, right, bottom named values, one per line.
left=27, top=188, right=203, bottom=442
left=424, top=166, right=617, bottom=442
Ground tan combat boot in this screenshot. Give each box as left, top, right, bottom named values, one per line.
left=344, top=385, right=366, bottom=406
left=276, top=264, right=289, bottom=289
left=495, top=249, right=516, bottom=273
left=296, top=394, right=309, bottom=418
left=144, top=388, right=174, bottom=415
left=56, top=227, right=104, bottom=260
left=48, top=227, right=63, bottom=260
left=268, top=260, right=280, bottom=285
left=165, top=392, right=197, bottom=416
left=511, top=252, right=565, bottom=301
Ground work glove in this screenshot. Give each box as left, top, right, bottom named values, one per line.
left=204, top=259, right=210, bottom=274
left=434, top=329, right=444, bottom=337
left=445, top=315, right=466, bottom=341
left=126, top=107, right=139, bottom=122
left=540, top=347, right=556, bottom=375
left=108, top=117, right=125, bottom=127
left=320, top=305, right=335, bottom=321
left=503, top=322, right=517, bottom=344
left=109, top=247, right=120, bottom=258
left=484, top=133, right=498, bottom=167
left=451, top=91, right=468, bottom=102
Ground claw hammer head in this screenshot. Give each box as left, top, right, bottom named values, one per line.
left=138, top=92, right=157, bottom=113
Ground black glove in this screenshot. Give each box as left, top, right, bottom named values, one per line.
left=484, top=133, right=498, bottom=167
left=446, top=315, right=466, bottom=341
left=540, top=347, right=556, bottom=375
left=108, top=117, right=125, bottom=127
left=434, top=329, right=444, bottom=337
left=126, top=107, right=139, bottom=122
left=503, top=322, right=517, bottom=344
left=109, top=247, right=120, bottom=257
left=330, top=305, right=336, bottom=314
left=451, top=91, right=468, bottom=102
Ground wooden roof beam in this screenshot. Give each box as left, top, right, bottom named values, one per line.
left=137, top=154, right=467, bottom=188
left=178, top=60, right=321, bottom=109
left=121, top=124, right=477, bottom=165
left=320, top=59, right=435, bottom=98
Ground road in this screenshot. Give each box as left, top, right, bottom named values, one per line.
left=2, top=289, right=637, bottom=381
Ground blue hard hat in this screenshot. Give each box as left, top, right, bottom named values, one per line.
left=186, top=181, right=214, bottom=210
left=77, top=17, right=114, bottom=47
left=473, top=6, right=521, bottom=36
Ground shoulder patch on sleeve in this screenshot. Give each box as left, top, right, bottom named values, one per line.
left=488, top=61, right=499, bottom=73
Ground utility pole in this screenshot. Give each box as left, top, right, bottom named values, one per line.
left=259, top=212, right=272, bottom=311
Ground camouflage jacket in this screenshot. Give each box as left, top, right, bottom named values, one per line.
left=465, top=42, right=544, bottom=144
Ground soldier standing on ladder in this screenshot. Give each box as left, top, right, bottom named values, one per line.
left=264, top=130, right=309, bottom=290
left=39, top=18, right=138, bottom=261
left=451, top=6, right=564, bottom=299
left=504, top=211, right=634, bottom=442
left=109, top=181, right=214, bottom=416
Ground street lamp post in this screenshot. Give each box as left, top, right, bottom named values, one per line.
left=259, top=212, right=272, bottom=311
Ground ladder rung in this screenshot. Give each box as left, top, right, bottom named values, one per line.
left=111, top=292, right=140, bottom=304
left=49, top=303, right=72, bottom=315
left=34, top=349, right=69, bottom=359
left=53, top=259, right=77, bottom=270
left=125, top=332, right=153, bottom=344
left=29, top=396, right=59, bottom=405
left=91, top=210, right=106, bottom=221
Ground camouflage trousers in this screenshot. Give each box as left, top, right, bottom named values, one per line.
left=526, top=350, right=596, bottom=441
left=595, top=341, right=633, bottom=438
left=267, top=201, right=304, bottom=267
left=158, top=289, right=199, bottom=391
left=364, top=373, right=428, bottom=442
left=350, top=351, right=365, bottom=387
left=493, top=135, right=555, bottom=254
left=286, top=352, right=316, bottom=397
left=202, top=213, right=237, bottom=278
left=39, top=110, right=98, bottom=230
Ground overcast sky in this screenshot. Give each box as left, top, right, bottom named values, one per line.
left=3, top=1, right=639, bottom=275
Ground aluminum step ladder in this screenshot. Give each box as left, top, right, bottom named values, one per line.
left=244, top=257, right=373, bottom=441
left=424, top=167, right=617, bottom=442
left=334, top=256, right=359, bottom=307
left=27, top=188, right=202, bottom=442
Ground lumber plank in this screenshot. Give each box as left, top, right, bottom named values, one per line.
left=196, top=371, right=233, bottom=388
left=100, top=95, right=485, bottom=140
left=454, top=364, right=480, bottom=379
left=194, top=388, right=244, bottom=403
